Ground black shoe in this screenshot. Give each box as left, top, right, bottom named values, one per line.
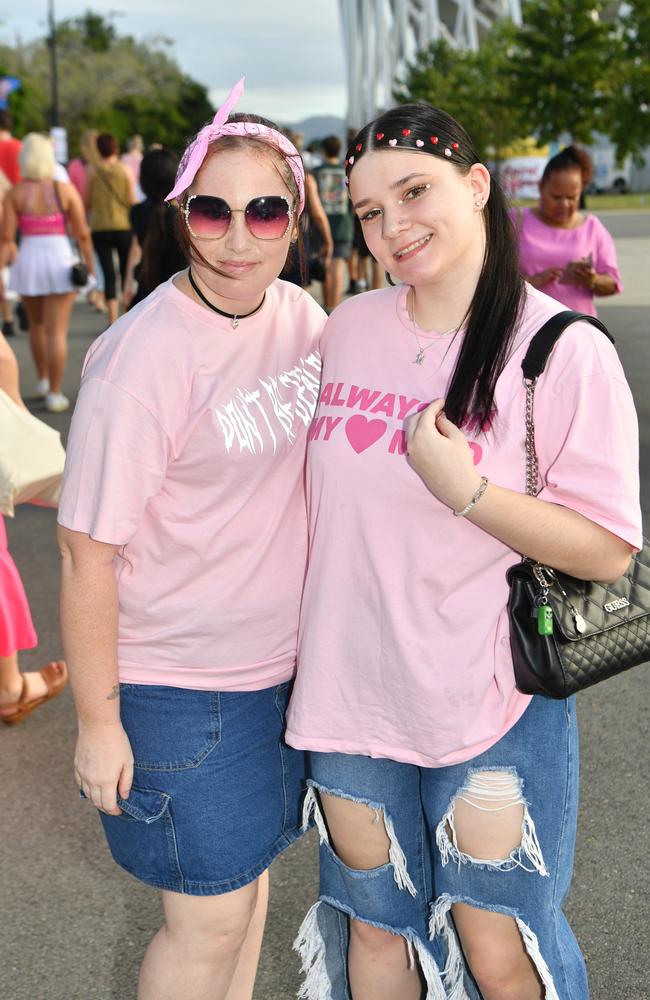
left=2, top=320, right=15, bottom=337
left=16, top=301, right=28, bottom=331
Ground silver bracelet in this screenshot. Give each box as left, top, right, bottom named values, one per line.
left=453, top=476, right=489, bottom=517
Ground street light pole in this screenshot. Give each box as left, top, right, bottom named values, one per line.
left=48, top=0, right=60, bottom=127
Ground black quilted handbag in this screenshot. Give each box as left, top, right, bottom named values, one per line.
left=506, top=310, right=650, bottom=698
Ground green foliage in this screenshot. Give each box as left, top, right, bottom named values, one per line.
left=509, top=0, right=614, bottom=144
left=0, top=11, right=213, bottom=156
left=395, top=1, right=650, bottom=164
left=394, top=22, right=527, bottom=161
left=57, top=12, right=117, bottom=52
left=601, top=0, right=650, bottom=162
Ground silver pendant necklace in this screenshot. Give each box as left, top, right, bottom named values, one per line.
left=188, top=268, right=265, bottom=330
left=407, top=288, right=458, bottom=365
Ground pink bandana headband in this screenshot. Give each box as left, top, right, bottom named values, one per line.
left=166, top=77, right=305, bottom=212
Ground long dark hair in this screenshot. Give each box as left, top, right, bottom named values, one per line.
left=139, top=148, right=181, bottom=293
left=176, top=113, right=307, bottom=286
left=347, top=103, right=525, bottom=432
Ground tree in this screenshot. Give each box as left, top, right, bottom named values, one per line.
left=0, top=12, right=213, bottom=155
left=507, top=0, right=614, bottom=145
left=601, top=0, right=650, bottom=162
left=394, top=21, right=528, bottom=163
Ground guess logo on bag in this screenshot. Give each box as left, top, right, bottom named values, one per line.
left=603, top=597, right=630, bottom=613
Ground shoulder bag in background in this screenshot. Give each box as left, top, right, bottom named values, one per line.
left=0, top=390, right=66, bottom=516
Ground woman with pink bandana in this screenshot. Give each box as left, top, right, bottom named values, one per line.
left=57, top=80, right=325, bottom=1000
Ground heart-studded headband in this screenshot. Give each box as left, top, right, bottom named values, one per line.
left=344, top=127, right=471, bottom=183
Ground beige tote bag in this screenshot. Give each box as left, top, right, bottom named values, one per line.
left=0, top=389, right=66, bottom=516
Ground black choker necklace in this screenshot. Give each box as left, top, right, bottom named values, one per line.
left=188, top=269, right=265, bottom=329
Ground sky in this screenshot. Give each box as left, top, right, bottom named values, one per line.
left=0, top=0, right=348, bottom=123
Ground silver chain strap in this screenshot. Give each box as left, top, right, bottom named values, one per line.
left=524, top=377, right=540, bottom=497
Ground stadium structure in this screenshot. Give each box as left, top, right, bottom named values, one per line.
left=339, top=0, right=522, bottom=128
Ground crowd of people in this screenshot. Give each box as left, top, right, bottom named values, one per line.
left=1, top=84, right=640, bottom=1000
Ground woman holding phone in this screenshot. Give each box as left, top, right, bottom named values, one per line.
left=513, top=146, right=621, bottom=316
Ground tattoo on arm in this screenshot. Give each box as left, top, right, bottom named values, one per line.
left=106, top=684, right=120, bottom=701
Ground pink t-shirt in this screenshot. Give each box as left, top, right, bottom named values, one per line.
left=285, top=283, right=641, bottom=767
left=67, top=158, right=87, bottom=201
left=58, top=277, right=325, bottom=691
left=513, top=207, right=622, bottom=315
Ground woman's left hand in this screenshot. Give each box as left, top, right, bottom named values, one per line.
left=569, top=261, right=596, bottom=289
left=406, top=399, right=483, bottom=512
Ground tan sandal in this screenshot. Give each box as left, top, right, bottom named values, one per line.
left=0, top=661, right=68, bottom=726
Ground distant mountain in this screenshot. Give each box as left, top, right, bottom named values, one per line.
left=285, top=115, right=347, bottom=144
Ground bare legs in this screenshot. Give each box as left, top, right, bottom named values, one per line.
left=138, top=870, right=269, bottom=1000
left=318, top=794, right=423, bottom=1000
left=23, top=292, right=76, bottom=396
left=322, top=258, right=346, bottom=312
left=318, top=780, right=544, bottom=1000
left=0, top=653, right=49, bottom=713
left=24, top=295, right=47, bottom=383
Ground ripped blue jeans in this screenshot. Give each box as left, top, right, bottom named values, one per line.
left=295, top=695, right=587, bottom=1000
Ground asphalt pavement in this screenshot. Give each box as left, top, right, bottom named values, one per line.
left=1, top=212, right=648, bottom=1000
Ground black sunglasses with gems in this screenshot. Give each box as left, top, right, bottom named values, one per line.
left=183, top=194, right=294, bottom=241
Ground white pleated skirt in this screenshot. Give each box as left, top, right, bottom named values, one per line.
left=8, top=235, right=75, bottom=296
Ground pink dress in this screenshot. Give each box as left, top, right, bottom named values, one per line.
left=512, top=206, right=622, bottom=316
left=0, top=514, right=38, bottom=657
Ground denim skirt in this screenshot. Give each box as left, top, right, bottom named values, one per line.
left=97, top=680, right=306, bottom=895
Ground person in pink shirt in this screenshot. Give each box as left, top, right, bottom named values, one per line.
left=287, top=104, right=640, bottom=1000
left=57, top=80, right=325, bottom=1000
left=512, top=145, right=622, bottom=316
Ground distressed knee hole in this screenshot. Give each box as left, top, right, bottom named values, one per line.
left=294, top=901, right=449, bottom=1000
left=436, top=770, right=548, bottom=875
left=302, top=785, right=417, bottom=895
left=430, top=895, right=560, bottom=1000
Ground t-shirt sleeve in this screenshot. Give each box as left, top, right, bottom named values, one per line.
left=535, top=368, right=642, bottom=550
left=593, top=218, right=623, bottom=291
left=57, top=378, right=171, bottom=546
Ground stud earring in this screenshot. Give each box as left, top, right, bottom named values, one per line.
left=474, top=199, right=484, bottom=210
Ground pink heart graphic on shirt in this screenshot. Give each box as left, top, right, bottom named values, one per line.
left=469, top=442, right=483, bottom=465
left=345, top=416, right=387, bottom=453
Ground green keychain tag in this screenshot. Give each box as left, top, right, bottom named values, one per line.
left=537, top=605, right=554, bottom=636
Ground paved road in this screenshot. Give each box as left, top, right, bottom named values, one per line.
left=2, top=213, right=649, bottom=1000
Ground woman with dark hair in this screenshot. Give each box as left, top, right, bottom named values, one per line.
left=513, top=145, right=621, bottom=316
left=287, top=104, right=641, bottom=999
left=86, top=131, right=137, bottom=325
left=57, top=80, right=325, bottom=1000
left=122, top=148, right=186, bottom=309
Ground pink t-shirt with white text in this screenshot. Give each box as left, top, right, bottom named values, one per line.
left=285, top=283, right=641, bottom=767
left=58, top=277, right=324, bottom=690
left=513, top=207, right=622, bottom=315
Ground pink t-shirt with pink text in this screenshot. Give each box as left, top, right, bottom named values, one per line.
left=58, top=277, right=324, bottom=691
left=285, top=283, right=641, bottom=767
left=513, top=207, right=622, bottom=315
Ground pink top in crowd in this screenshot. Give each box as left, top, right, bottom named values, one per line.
left=512, top=206, right=622, bottom=315
left=58, top=277, right=325, bottom=691
left=67, top=158, right=87, bottom=201
left=285, top=282, right=642, bottom=768
left=19, top=212, right=66, bottom=236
